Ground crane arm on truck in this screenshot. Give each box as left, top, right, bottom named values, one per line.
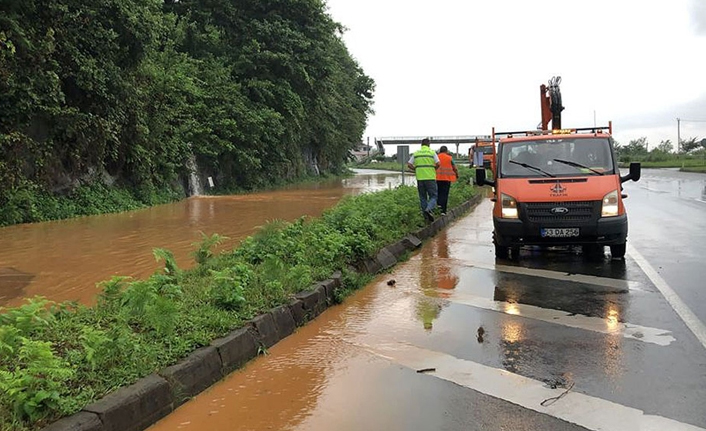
left=539, top=76, right=564, bottom=131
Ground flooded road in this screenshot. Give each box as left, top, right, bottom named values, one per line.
left=0, top=170, right=410, bottom=307
left=148, top=169, right=706, bottom=431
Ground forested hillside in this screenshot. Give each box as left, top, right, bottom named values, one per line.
left=0, top=0, right=374, bottom=226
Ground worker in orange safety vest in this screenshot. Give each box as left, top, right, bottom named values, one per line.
left=435, top=146, right=459, bottom=215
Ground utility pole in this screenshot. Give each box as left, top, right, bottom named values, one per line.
left=676, top=118, right=681, bottom=154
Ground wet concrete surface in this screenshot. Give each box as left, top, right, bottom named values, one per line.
left=0, top=170, right=410, bottom=307
left=147, top=169, right=706, bottom=431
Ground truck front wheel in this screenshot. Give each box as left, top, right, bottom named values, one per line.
left=493, top=232, right=510, bottom=259
left=495, top=243, right=509, bottom=259
left=610, top=243, right=626, bottom=259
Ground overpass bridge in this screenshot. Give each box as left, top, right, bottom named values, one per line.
left=374, top=135, right=492, bottom=156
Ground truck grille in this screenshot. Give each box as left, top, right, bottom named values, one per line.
left=523, top=201, right=597, bottom=223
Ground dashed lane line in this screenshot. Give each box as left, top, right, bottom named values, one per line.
left=440, top=291, right=676, bottom=347
left=358, top=341, right=706, bottom=431
left=457, top=261, right=643, bottom=291
left=628, top=244, right=706, bottom=352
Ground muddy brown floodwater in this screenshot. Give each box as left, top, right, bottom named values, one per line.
left=146, top=227, right=490, bottom=431
left=0, top=170, right=409, bottom=308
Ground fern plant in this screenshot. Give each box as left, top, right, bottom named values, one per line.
left=191, top=232, right=228, bottom=265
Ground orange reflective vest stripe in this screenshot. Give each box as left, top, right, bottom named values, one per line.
left=436, top=153, right=456, bottom=182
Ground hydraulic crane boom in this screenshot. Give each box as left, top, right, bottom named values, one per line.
left=539, top=76, right=564, bottom=130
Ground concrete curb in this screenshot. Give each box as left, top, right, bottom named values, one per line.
left=40, top=194, right=482, bottom=431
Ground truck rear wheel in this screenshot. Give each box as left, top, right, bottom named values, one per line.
left=610, top=243, right=626, bottom=259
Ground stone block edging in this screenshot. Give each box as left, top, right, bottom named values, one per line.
left=40, top=194, right=482, bottom=431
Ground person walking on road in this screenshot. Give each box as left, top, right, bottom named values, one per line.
left=408, top=138, right=440, bottom=223
left=436, top=146, right=459, bottom=215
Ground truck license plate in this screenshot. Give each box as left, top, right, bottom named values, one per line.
left=541, top=228, right=579, bottom=238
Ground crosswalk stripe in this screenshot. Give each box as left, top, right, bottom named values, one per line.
left=358, top=341, right=705, bottom=431
left=441, top=291, right=675, bottom=346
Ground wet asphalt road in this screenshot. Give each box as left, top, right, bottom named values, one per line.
left=149, top=169, right=706, bottom=431
left=623, top=169, right=706, bottom=323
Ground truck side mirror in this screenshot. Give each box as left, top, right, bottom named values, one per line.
left=620, top=162, right=641, bottom=183
left=475, top=168, right=495, bottom=187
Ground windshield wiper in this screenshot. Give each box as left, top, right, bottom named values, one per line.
left=508, top=160, right=555, bottom=177
left=552, top=158, right=605, bottom=175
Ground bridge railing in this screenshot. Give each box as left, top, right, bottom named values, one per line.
left=375, top=135, right=492, bottom=145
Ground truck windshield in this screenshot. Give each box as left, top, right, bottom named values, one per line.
left=473, top=145, right=494, bottom=154
left=498, top=137, right=614, bottom=178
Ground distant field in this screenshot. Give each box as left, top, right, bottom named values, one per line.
left=355, top=158, right=471, bottom=172
left=353, top=161, right=411, bottom=172
left=640, top=160, right=706, bottom=168
left=619, top=159, right=706, bottom=169
left=680, top=166, right=706, bottom=173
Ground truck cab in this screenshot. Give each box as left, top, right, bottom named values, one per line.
left=471, top=138, right=497, bottom=171
left=476, top=126, right=641, bottom=260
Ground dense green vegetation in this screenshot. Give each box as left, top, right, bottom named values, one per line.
left=0, top=168, right=476, bottom=431
left=0, top=0, right=374, bottom=226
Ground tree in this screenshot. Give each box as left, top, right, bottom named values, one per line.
left=656, top=140, right=673, bottom=154
left=625, top=137, right=649, bottom=156
left=1, top=0, right=375, bottom=226
left=680, top=137, right=702, bottom=153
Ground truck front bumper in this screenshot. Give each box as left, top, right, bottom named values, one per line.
left=493, top=214, right=628, bottom=247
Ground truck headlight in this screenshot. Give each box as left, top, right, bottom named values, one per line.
left=501, top=193, right=518, bottom=218
left=601, top=190, right=619, bottom=217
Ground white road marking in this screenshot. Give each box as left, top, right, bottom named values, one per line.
left=359, top=341, right=706, bottom=431
left=441, top=291, right=675, bottom=346
left=628, top=244, right=706, bottom=351
left=459, top=261, right=643, bottom=291
left=640, top=186, right=669, bottom=194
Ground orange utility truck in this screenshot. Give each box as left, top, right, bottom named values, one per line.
left=475, top=77, right=641, bottom=260
left=470, top=137, right=497, bottom=172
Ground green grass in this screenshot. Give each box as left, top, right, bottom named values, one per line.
left=0, top=168, right=477, bottom=431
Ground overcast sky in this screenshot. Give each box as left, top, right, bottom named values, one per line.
left=325, top=0, right=706, bottom=150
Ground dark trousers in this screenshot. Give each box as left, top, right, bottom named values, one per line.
left=416, top=179, right=438, bottom=213
left=437, top=181, right=451, bottom=213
